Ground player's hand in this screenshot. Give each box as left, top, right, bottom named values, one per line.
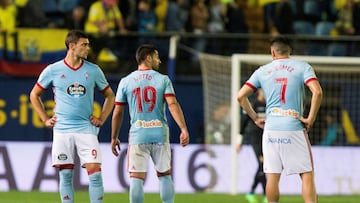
left=111, top=138, right=121, bottom=156
left=235, top=143, right=242, bottom=152
left=44, top=115, right=57, bottom=128
left=179, top=129, right=189, bottom=147
left=90, top=115, right=103, bottom=127
left=298, top=117, right=313, bottom=132
left=254, top=117, right=265, bottom=129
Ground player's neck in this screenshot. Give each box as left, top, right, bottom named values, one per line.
left=64, top=56, right=83, bottom=69
left=138, top=64, right=152, bottom=71
left=273, top=55, right=289, bottom=60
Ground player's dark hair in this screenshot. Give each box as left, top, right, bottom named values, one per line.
left=65, top=30, right=88, bottom=50
left=135, top=44, right=157, bottom=65
left=270, top=35, right=292, bottom=55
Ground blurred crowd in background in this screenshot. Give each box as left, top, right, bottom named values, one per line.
left=1, top=0, right=360, bottom=64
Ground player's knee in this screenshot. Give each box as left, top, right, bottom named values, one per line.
left=59, top=169, right=73, bottom=185
left=157, top=170, right=171, bottom=177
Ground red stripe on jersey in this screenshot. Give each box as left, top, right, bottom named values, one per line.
left=305, top=78, right=317, bottom=84
left=164, top=93, right=175, bottom=97
left=245, top=82, right=257, bottom=91
left=100, top=85, right=110, bottom=94
left=36, top=82, right=46, bottom=90
left=115, top=101, right=127, bottom=105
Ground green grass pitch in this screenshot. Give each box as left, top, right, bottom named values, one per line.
left=1, top=191, right=359, bottom=203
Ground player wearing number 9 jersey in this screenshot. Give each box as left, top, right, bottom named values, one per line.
left=111, top=44, right=189, bottom=203
left=237, top=36, right=322, bottom=203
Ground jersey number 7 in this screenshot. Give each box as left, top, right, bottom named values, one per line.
left=275, top=77, right=288, bottom=104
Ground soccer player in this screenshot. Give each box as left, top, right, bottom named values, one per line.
left=236, top=89, right=267, bottom=203
left=236, top=36, right=323, bottom=203
left=29, top=30, right=115, bottom=203
left=110, top=44, right=189, bottom=203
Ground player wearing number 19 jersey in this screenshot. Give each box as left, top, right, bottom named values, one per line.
left=237, top=36, right=322, bottom=203
left=111, top=44, right=189, bottom=203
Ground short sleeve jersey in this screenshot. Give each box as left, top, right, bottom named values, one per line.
left=115, top=69, right=175, bottom=144
left=246, top=58, right=318, bottom=131
left=36, top=60, right=110, bottom=134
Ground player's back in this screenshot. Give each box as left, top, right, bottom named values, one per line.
left=253, top=58, right=317, bottom=131
left=121, top=69, right=175, bottom=144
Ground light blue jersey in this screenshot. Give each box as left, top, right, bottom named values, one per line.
left=115, top=69, right=175, bottom=144
left=246, top=58, right=318, bottom=131
left=36, top=60, right=110, bottom=134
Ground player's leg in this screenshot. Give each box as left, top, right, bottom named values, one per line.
left=158, top=170, right=174, bottom=203
left=76, top=133, right=104, bottom=203
left=85, top=163, right=104, bottom=203
left=300, top=171, right=317, bottom=203
left=128, top=144, right=150, bottom=203
left=52, top=132, right=76, bottom=203
left=58, top=165, right=75, bottom=203
left=152, top=143, right=174, bottom=203
left=129, top=172, right=146, bottom=203
left=265, top=173, right=281, bottom=203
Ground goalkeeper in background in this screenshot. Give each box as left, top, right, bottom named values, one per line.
left=236, top=35, right=323, bottom=203
left=236, top=89, right=267, bottom=203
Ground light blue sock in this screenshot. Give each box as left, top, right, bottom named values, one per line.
left=130, top=178, right=144, bottom=203
left=88, top=171, right=104, bottom=203
left=159, top=175, right=174, bottom=203
left=59, top=169, right=74, bottom=203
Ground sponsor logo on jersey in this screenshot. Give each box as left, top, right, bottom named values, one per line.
left=67, top=82, right=86, bottom=97
left=58, top=153, right=68, bottom=160
left=135, top=119, right=163, bottom=128
left=270, top=107, right=299, bottom=117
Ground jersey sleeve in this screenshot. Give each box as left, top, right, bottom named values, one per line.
left=37, top=65, right=53, bottom=89
left=246, top=68, right=261, bottom=90
left=115, top=77, right=128, bottom=105
left=303, top=63, right=317, bottom=84
left=95, top=67, right=110, bottom=92
left=164, top=76, right=175, bottom=97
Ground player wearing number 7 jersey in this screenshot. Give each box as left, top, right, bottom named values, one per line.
left=237, top=36, right=323, bottom=203
left=111, top=44, right=189, bottom=203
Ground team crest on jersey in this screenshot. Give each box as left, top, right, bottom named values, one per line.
left=67, top=82, right=86, bottom=97
left=58, top=153, right=68, bottom=160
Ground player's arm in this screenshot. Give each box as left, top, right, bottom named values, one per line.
left=29, top=84, right=56, bottom=127
left=300, top=80, right=323, bottom=132
left=237, top=85, right=264, bottom=128
left=166, top=96, right=189, bottom=147
left=90, top=87, right=115, bottom=127
left=110, top=104, right=125, bottom=156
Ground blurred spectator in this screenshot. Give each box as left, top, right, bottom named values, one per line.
left=190, top=0, right=209, bottom=61
left=85, top=0, right=127, bottom=36
left=118, top=0, right=137, bottom=31
left=332, top=0, right=357, bottom=36
left=17, top=0, right=50, bottom=28
left=85, top=0, right=128, bottom=62
left=137, top=0, right=157, bottom=33
left=155, top=0, right=169, bottom=32
left=207, top=0, right=226, bottom=54
left=273, top=0, right=295, bottom=35
left=165, top=0, right=189, bottom=32
left=320, top=112, right=343, bottom=146
left=223, top=0, right=248, bottom=54
left=63, top=5, right=86, bottom=30
left=42, top=0, right=80, bottom=27
left=259, top=0, right=280, bottom=34
left=0, top=0, right=17, bottom=33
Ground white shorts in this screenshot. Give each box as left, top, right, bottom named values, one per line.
left=263, top=130, right=314, bottom=175
left=127, top=143, right=171, bottom=173
left=52, top=131, right=102, bottom=167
